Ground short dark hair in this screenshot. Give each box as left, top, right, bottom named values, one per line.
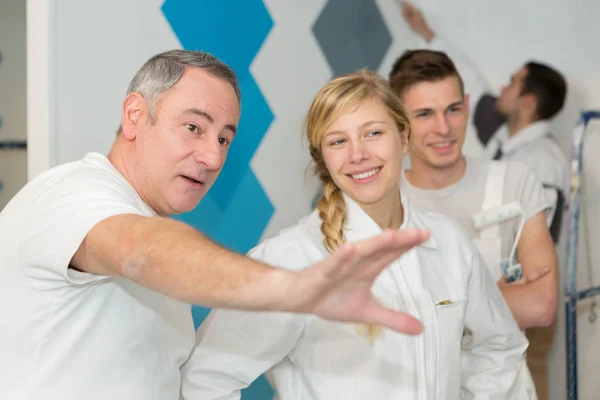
left=522, top=62, right=567, bottom=120
left=389, top=49, right=464, bottom=98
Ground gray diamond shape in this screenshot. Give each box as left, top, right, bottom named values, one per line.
left=312, top=0, right=392, bottom=77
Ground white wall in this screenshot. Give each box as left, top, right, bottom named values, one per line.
left=31, top=0, right=423, bottom=243
left=412, top=0, right=600, bottom=156
left=569, top=118, right=600, bottom=400
left=27, top=0, right=600, bottom=399
left=0, top=0, right=27, bottom=208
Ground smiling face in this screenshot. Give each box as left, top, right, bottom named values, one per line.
left=119, top=67, right=240, bottom=216
left=400, top=76, right=469, bottom=171
left=319, top=97, right=408, bottom=208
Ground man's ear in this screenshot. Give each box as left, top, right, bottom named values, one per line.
left=402, top=127, right=411, bottom=154
left=520, top=93, right=538, bottom=118
left=120, top=93, right=148, bottom=140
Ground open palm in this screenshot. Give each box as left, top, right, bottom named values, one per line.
left=290, top=229, right=429, bottom=335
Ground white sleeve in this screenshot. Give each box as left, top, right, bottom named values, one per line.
left=460, top=249, right=528, bottom=399
left=543, top=187, right=558, bottom=227
left=181, top=243, right=305, bottom=400
left=509, top=161, right=552, bottom=222
left=16, top=169, right=143, bottom=287
left=523, top=151, right=569, bottom=228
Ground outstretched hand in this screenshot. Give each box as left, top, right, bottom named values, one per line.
left=284, top=229, right=430, bottom=335
left=398, top=1, right=435, bottom=42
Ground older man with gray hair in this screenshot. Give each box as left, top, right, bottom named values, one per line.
left=0, top=50, right=428, bottom=400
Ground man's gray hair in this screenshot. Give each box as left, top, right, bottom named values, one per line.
left=118, top=49, right=240, bottom=132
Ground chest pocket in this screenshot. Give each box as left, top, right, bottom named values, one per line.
left=435, top=299, right=467, bottom=371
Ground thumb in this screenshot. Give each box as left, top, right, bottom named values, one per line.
left=523, top=268, right=551, bottom=284
left=363, top=301, right=423, bottom=335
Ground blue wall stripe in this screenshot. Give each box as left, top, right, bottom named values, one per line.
left=162, top=1, right=275, bottom=398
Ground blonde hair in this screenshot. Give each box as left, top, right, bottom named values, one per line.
left=304, top=70, right=411, bottom=343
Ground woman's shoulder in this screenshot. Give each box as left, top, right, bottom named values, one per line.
left=247, top=210, right=326, bottom=271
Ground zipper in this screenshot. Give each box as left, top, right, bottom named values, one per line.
left=420, top=252, right=440, bottom=400
left=390, top=252, right=430, bottom=399
left=426, top=292, right=440, bottom=399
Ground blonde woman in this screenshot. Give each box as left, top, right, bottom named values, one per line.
left=181, top=70, right=527, bottom=399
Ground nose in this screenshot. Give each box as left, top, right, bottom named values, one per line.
left=348, top=140, right=370, bottom=164
left=434, top=114, right=451, bottom=136
left=194, top=137, right=223, bottom=171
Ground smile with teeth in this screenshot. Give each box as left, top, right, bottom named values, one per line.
left=430, top=142, right=453, bottom=148
left=350, top=167, right=381, bottom=180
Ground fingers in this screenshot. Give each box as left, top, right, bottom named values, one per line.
left=351, top=229, right=430, bottom=274
left=311, top=241, right=356, bottom=279
left=354, top=229, right=429, bottom=258
left=299, top=230, right=428, bottom=335
left=498, top=267, right=551, bottom=286
left=334, top=230, right=429, bottom=281
left=362, top=301, right=423, bottom=335
left=400, top=1, right=416, bottom=16
left=401, top=4, right=411, bottom=19
left=523, top=267, right=551, bottom=284
left=313, top=229, right=428, bottom=281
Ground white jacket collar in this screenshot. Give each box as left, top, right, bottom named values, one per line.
left=341, top=190, right=437, bottom=249
left=499, top=120, right=551, bottom=155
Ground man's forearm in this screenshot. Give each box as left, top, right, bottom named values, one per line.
left=503, top=213, right=560, bottom=329
left=500, top=281, right=557, bottom=329
left=88, top=214, right=291, bottom=310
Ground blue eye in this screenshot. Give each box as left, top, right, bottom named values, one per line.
left=367, top=130, right=382, bottom=137
left=329, top=138, right=346, bottom=146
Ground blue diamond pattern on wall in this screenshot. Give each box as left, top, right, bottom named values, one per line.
left=312, top=0, right=393, bottom=77
left=162, top=0, right=275, bottom=257
left=161, top=1, right=275, bottom=397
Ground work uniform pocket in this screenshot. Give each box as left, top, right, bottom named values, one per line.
left=435, top=300, right=467, bottom=369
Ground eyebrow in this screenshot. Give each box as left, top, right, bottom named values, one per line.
left=324, top=120, right=387, bottom=138
left=413, top=101, right=464, bottom=114
left=412, top=107, right=433, bottom=114
left=183, top=108, right=237, bottom=134
left=447, top=100, right=464, bottom=109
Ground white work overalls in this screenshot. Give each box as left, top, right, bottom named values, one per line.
left=472, top=161, right=538, bottom=400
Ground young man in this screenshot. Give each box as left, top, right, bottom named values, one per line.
left=397, top=1, right=569, bottom=243
left=396, top=3, right=569, bottom=398
left=0, top=50, right=428, bottom=400
left=390, top=49, right=558, bottom=399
